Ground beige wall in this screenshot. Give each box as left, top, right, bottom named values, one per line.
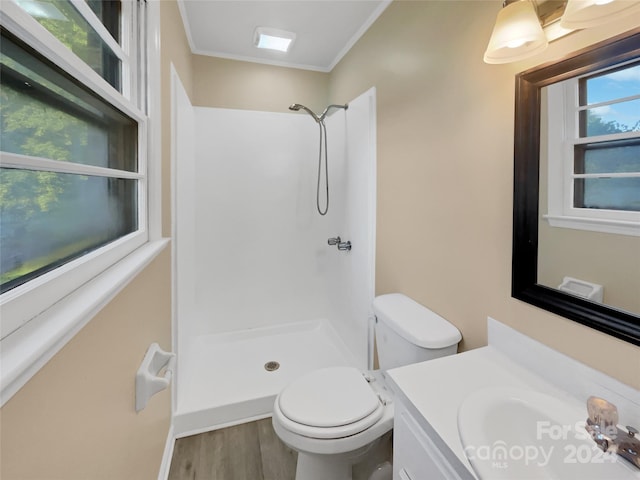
left=0, top=1, right=192, bottom=479
left=192, top=54, right=329, bottom=112
left=538, top=214, right=640, bottom=314
left=329, top=0, right=640, bottom=388
left=0, top=250, right=172, bottom=480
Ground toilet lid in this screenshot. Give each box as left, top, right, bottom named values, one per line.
left=278, top=367, right=381, bottom=429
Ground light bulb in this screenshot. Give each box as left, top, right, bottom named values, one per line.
left=507, top=39, right=527, bottom=49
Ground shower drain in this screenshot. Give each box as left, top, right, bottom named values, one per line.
left=264, top=361, right=280, bottom=372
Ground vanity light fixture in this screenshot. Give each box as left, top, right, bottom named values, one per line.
left=253, top=27, right=296, bottom=53
left=484, top=0, right=640, bottom=64
left=560, top=0, right=640, bottom=29
left=483, top=0, right=549, bottom=64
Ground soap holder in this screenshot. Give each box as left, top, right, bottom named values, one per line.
left=135, top=343, right=175, bottom=412
left=558, top=276, right=604, bottom=303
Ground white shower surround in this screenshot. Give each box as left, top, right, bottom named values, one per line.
left=172, top=76, right=376, bottom=435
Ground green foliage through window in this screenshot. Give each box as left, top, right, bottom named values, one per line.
left=0, top=26, right=137, bottom=293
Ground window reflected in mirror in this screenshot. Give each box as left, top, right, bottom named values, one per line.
left=537, top=60, right=640, bottom=316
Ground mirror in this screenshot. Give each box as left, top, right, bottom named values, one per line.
left=512, top=28, right=640, bottom=346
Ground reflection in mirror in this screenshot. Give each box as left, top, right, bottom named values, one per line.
left=537, top=61, right=640, bottom=315
left=512, top=28, right=640, bottom=346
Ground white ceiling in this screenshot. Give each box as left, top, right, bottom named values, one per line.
left=178, top=0, right=392, bottom=72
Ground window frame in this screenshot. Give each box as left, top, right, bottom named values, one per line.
left=0, top=0, right=165, bottom=405
left=544, top=62, right=640, bottom=237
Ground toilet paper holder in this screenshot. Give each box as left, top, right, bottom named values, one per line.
left=136, top=343, right=175, bottom=412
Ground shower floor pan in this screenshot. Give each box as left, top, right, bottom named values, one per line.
left=173, top=319, right=358, bottom=437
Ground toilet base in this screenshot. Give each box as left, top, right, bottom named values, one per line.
left=353, top=431, right=393, bottom=480
left=295, top=452, right=352, bottom=480
left=293, top=432, right=393, bottom=480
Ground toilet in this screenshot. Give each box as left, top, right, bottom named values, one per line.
left=272, top=293, right=462, bottom=480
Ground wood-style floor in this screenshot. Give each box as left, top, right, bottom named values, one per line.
left=168, top=418, right=297, bottom=480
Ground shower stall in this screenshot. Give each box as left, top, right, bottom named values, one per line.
left=171, top=72, right=376, bottom=436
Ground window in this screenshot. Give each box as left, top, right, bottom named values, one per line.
left=1, top=30, right=139, bottom=292
left=13, top=0, right=123, bottom=89
left=545, top=60, right=640, bottom=236
left=0, top=0, right=151, bottom=341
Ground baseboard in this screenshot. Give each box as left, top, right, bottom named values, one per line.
left=157, top=424, right=175, bottom=480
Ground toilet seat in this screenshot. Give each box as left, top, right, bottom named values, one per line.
left=276, top=367, right=384, bottom=439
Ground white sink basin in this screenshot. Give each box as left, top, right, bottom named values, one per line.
left=457, top=387, right=640, bottom=479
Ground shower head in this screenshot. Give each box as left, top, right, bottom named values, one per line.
left=289, top=103, right=321, bottom=123
left=289, top=103, right=349, bottom=124
left=319, top=104, right=348, bottom=122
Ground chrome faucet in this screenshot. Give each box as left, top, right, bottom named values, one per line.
left=327, top=236, right=352, bottom=251
left=585, top=396, right=640, bottom=469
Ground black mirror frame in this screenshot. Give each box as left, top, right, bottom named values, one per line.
left=512, top=28, right=640, bottom=347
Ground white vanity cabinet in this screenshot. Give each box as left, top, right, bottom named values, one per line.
left=393, top=399, right=474, bottom=480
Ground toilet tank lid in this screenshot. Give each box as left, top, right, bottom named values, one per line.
left=373, top=293, right=462, bottom=348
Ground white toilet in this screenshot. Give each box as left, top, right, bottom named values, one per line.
left=272, top=293, right=462, bottom=480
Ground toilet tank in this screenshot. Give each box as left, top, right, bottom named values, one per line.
left=373, top=293, right=462, bottom=371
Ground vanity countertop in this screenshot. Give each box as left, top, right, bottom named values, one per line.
left=387, top=345, right=581, bottom=474
left=385, top=318, right=640, bottom=478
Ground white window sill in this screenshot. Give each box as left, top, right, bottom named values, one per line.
left=544, top=214, right=640, bottom=237
left=0, top=239, right=169, bottom=407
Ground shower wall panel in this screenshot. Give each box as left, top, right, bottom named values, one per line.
left=191, top=109, right=335, bottom=335
left=173, top=69, right=196, bottom=345
left=323, top=89, right=377, bottom=369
